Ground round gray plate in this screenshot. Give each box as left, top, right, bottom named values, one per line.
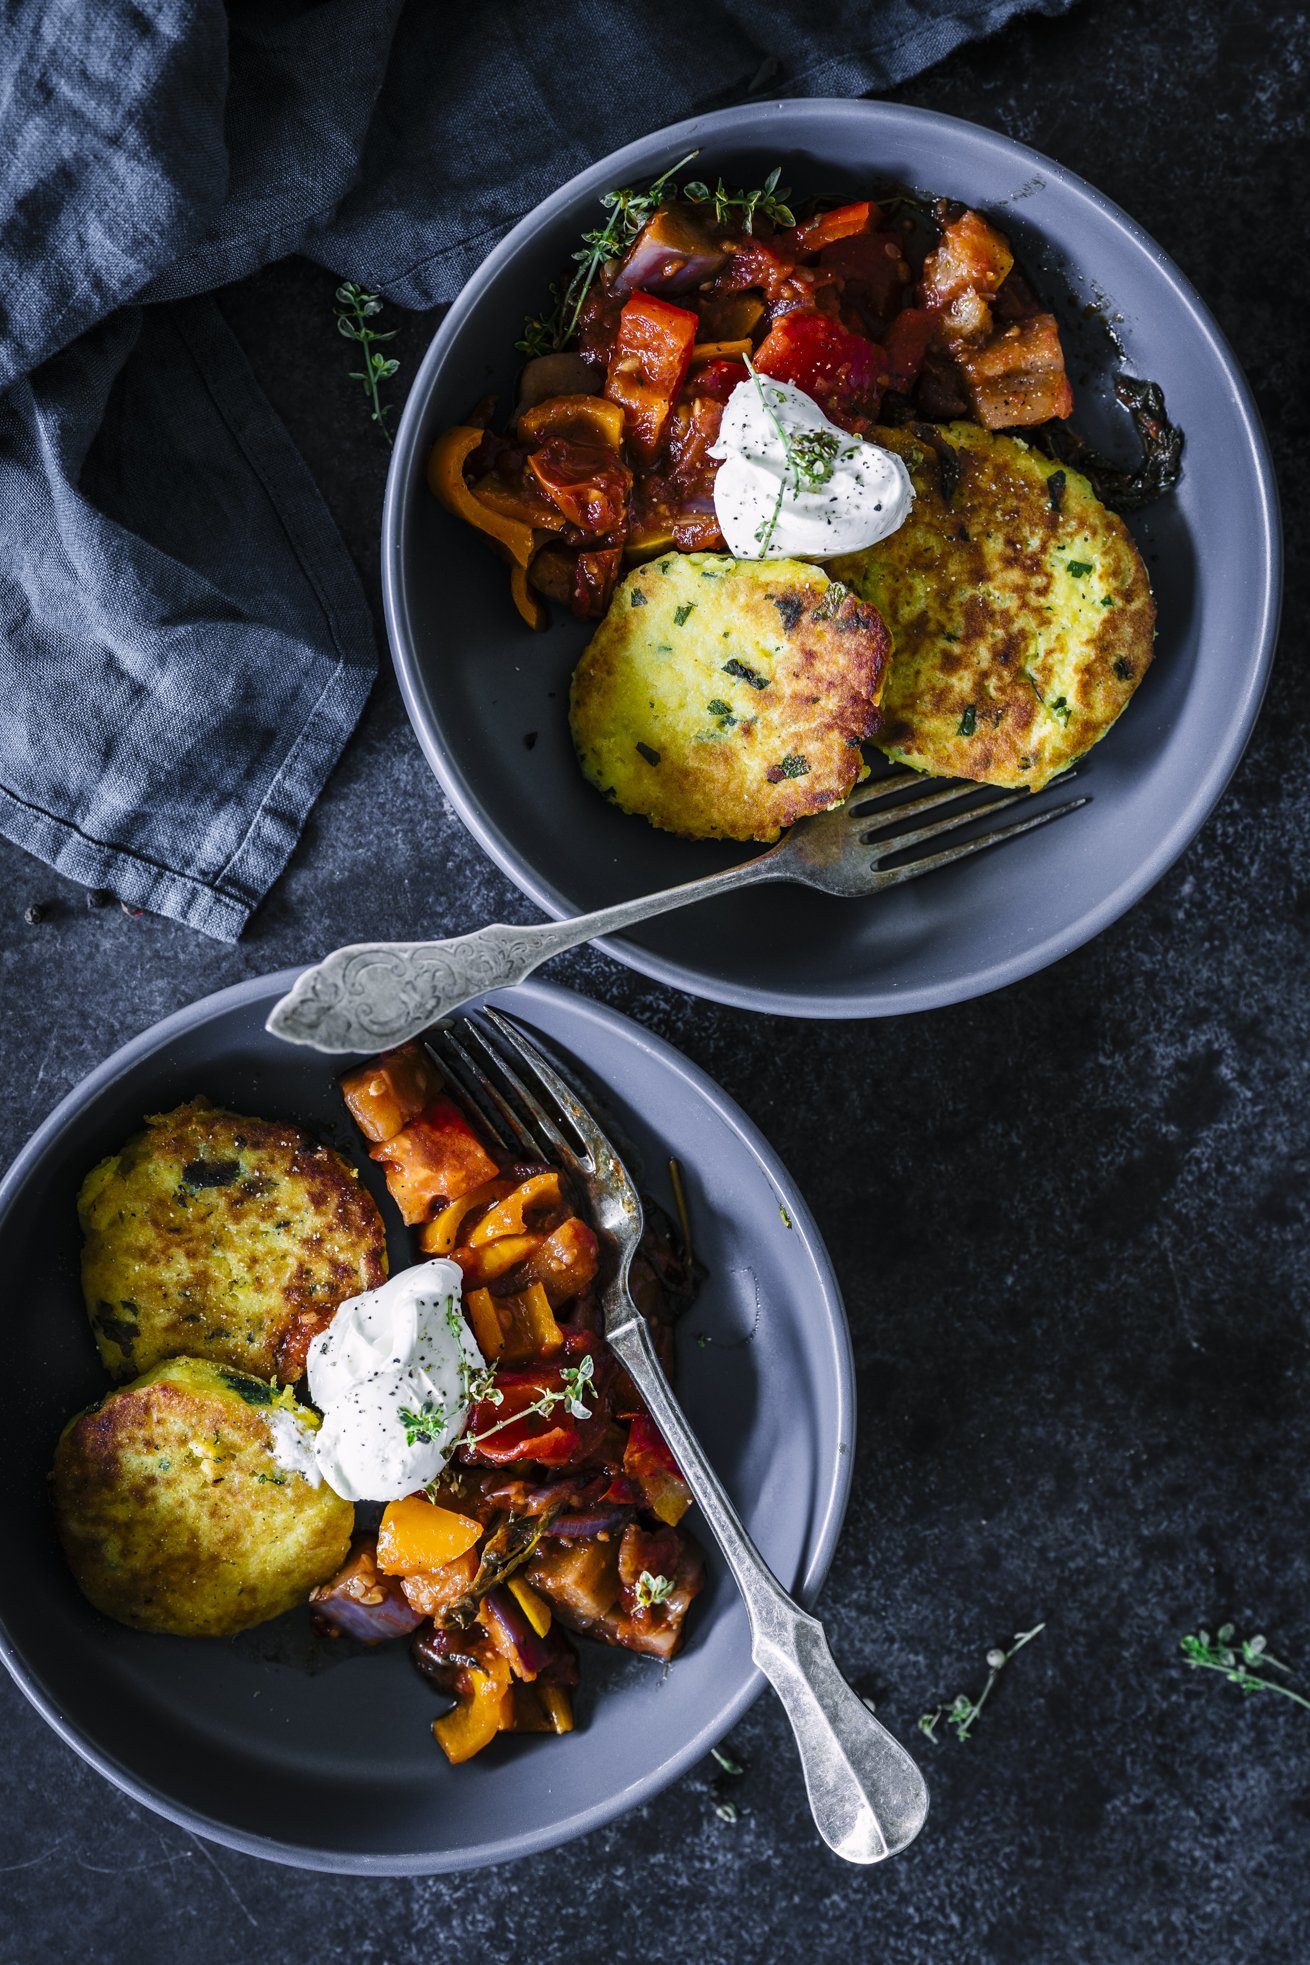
left=383, top=98, right=1279, bottom=1018
left=0, top=975, right=851, bottom=1873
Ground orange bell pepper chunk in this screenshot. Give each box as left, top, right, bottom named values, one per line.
left=463, top=1280, right=562, bottom=1363
left=787, top=199, right=879, bottom=257
left=340, top=1043, right=442, bottom=1145
left=509, top=559, right=546, bottom=631
left=605, top=291, right=699, bottom=459
left=428, top=427, right=536, bottom=564
left=467, top=1172, right=562, bottom=1246
left=376, top=1495, right=483, bottom=1576
left=370, top=1096, right=500, bottom=1225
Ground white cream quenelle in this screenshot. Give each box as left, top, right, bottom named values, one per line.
left=710, top=372, right=914, bottom=560
left=306, top=1259, right=486, bottom=1503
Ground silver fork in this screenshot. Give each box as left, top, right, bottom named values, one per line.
left=266, top=771, right=1087, bottom=1053
left=430, top=1005, right=931, bottom=1866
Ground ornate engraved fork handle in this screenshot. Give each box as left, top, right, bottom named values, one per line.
left=266, top=854, right=783, bottom=1053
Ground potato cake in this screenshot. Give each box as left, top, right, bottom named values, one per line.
left=569, top=553, right=891, bottom=841
left=829, top=424, right=1154, bottom=790
left=79, top=1098, right=386, bottom=1386
left=51, top=1358, right=353, bottom=1637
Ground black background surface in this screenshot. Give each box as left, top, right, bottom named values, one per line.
left=2, top=2, right=1307, bottom=1959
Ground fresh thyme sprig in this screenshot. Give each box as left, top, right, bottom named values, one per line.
left=518, top=150, right=700, bottom=358
left=517, top=157, right=797, bottom=358
left=635, top=1570, right=674, bottom=1610
left=1180, top=1625, right=1310, bottom=1711
left=462, top=1353, right=596, bottom=1449
left=334, top=282, right=399, bottom=446
left=919, top=1622, right=1046, bottom=1743
left=398, top=1399, right=446, bottom=1447
left=684, top=166, right=795, bottom=232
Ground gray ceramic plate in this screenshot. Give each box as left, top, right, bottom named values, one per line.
left=383, top=98, right=1279, bottom=1017
left=0, top=975, right=851, bottom=1873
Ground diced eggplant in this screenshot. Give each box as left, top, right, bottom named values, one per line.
left=614, top=206, right=728, bottom=295
left=309, top=1536, right=424, bottom=1644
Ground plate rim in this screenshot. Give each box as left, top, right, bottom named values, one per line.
left=381, top=95, right=1282, bottom=1018
left=0, top=970, right=853, bottom=1874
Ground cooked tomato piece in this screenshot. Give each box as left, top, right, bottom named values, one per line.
left=817, top=228, right=911, bottom=330
left=370, top=1097, right=500, bottom=1224
left=884, top=306, right=937, bottom=394
left=604, top=291, right=699, bottom=459
left=753, top=310, right=887, bottom=424
left=573, top=545, right=623, bottom=619
left=527, top=437, right=631, bottom=535
left=690, top=356, right=748, bottom=403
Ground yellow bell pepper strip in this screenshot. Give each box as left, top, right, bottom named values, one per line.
left=518, top=393, right=625, bottom=448
left=463, top=1285, right=504, bottom=1362
left=432, top=1662, right=514, bottom=1764
left=689, top=338, right=754, bottom=365
left=510, top=561, right=546, bottom=631
left=450, top=1232, right=542, bottom=1287
left=508, top=1577, right=552, bottom=1637
left=418, top=1178, right=514, bottom=1257
left=427, top=425, right=551, bottom=630
left=604, top=291, right=699, bottom=460
left=376, top=1495, right=484, bottom=1576
left=467, top=1172, right=562, bottom=1245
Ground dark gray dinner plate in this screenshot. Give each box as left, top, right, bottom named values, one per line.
left=383, top=98, right=1279, bottom=1017
left=0, top=975, right=851, bottom=1873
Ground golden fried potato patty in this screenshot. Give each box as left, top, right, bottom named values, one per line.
left=52, top=1358, right=353, bottom=1637
left=569, top=553, right=891, bottom=841
left=829, top=424, right=1154, bottom=790
left=79, top=1098, right=386, bottom=1385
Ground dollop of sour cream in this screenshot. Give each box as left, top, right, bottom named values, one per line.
left=265, top=1405, right=323, bottom=1487
left=710, top=373, right=914, bottom=560
left=306, top=1259, right=485, bottom=1503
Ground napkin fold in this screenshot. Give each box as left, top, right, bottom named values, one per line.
left=0, top=0, right=1074, bottom=939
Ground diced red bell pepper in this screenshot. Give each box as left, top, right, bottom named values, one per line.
left=370, top=1097, right=500, bottom=1224
left=604, top=291, right=699, bottom=460
left=753, top=310, right=887, bottom=424
left=462, top=1349, right=609, bottom=1466
left=786, top=200, right=879, bottom=257
left=526, top=437, right=631, bottom=536
left=884, top=306, right=937, bottom=395
left=623, top=1413, right=693, bottom=1525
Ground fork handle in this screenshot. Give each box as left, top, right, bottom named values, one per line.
left=265, top=855, right=781, bottom=1053
left=605, top=1314, right=929, bottom=1864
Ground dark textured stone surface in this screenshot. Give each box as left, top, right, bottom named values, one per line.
left=1, top=2, right=1306, bottom=1959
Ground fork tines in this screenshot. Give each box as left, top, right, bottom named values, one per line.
left=427, top=1011, right=598, bottom=1182
left=847, top=769, right=1087, bottom=882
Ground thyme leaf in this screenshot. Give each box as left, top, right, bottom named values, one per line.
left=334, top=283, right=399, bottom=447
left=919, top=1622, right=1045, bottom=1743
left=1180, top=1625, right=1310, bottom=1711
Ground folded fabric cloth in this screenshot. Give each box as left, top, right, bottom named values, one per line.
left=0, top=0, right=1075, bottom=939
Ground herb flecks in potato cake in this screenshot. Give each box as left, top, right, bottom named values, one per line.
left=79, top=1098, right=386, bottom=1386
left=569, top=553, right=891, bottom=841
left=829, top=424, right=1154, bottom=790
left=51, top=1357, right=353, bottom=1638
